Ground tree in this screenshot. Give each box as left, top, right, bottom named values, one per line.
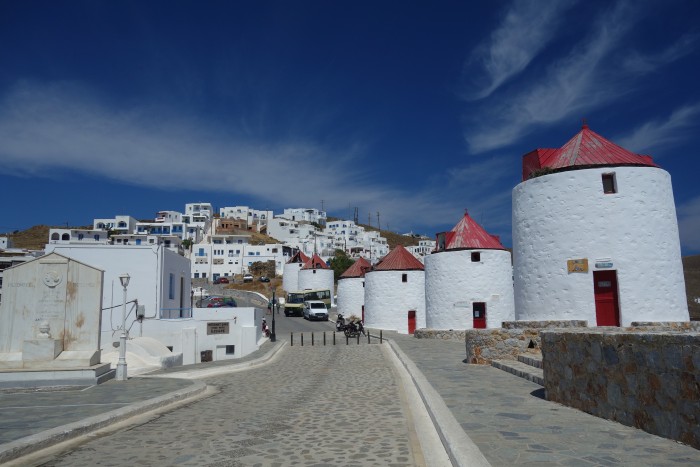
left=250, top=260, right=275, bottom=277
left=329, top=249, right=355, bottom=282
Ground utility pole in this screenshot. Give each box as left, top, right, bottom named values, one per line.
left=368, top=212, right=371, bottom=227
left=321, top=199, right=325, bottom=212
left=353, top=207, right=359, bottom=225
left=377, top=212, right=381, bottom=231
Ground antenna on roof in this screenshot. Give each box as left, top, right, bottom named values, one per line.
left=582, top=118, right=588, bottom=129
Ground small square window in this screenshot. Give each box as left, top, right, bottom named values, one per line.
left=471, top=252, right=481, bottom=262
left=602, top=173, right=616, bottom=194
left=225, top=345, right=235, bottom=355
left=402, top=273, right=407, bottom=283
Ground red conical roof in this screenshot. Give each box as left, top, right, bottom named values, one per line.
left=339, top=257, right=371, bottom=279
left=522, top=124, right=657, bottom=180
left=373, top=245, right=424, bottom=271
left=287, top=251, right=309, bottom=264
left=437, top=212, right=505, bottom=251
left=302, top=254, right=329, bottom=270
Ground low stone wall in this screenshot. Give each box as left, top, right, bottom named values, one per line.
left=541, top=329, right=700, bottom=449
left=413, top=329, right=466, bottom=341
left=464, top=321, right=588, bottom=364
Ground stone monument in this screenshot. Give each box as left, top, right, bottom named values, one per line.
left=0, top=253, right=113, bottom=387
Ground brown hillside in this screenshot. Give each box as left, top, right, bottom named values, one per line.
left=684, top=255, right=700, bottom=321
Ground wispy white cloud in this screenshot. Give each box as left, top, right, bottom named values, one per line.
left=615, top=103, right=700, bottom=154
left=464, top=0, right=577, bottom=100
left=678, top=195, right=700, bottom=253
left=622, top=34, right=699, bottom=74
left=0, top=81, right=514, bottom=239
left=465, top=0, right=637, bottom=153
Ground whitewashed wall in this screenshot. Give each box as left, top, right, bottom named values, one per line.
left=337, top=277, right=365, bottom=319
left=364, top=270, right=425, bottom=334
left=425, top=249, right=514, bottom=329
left=512, top=166, right=689, bottom=325
left=283, top=262, right=303, bottom=292
left=298, top=268, right=335, bottom=305
left=113, top=307, right=262, bottom=364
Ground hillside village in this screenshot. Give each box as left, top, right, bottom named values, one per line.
left=1, top=124, right=700, bottom=454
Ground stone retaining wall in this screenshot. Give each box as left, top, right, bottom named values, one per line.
left=541, top=329, right=700, bottom=449
left=464, top=321, right=588, bottom=364
left=413, top=329, right=465, bottom=341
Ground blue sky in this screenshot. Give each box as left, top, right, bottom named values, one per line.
left=1, top=1, right=699, bottom=253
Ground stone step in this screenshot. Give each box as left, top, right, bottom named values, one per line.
left=518, top=353, right=543, bottom=369
left=491, top=359, right=544, bottom=386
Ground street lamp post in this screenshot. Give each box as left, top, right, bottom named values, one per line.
left=270, top=289, right=276, bottom=342
left=116, top=273, right=130, bottom=381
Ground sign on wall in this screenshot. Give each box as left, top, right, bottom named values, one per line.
left=207, top=322, right=230, bottom=335
left=567, top=258, right=589, bottom=273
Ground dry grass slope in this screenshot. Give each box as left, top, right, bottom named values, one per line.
left=683, top=255, right=700, bottom=321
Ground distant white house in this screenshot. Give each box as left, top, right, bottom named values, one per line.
left=219, top=206, right=274, bottom=232
left=281, top=207, right=327, bottom=225
left=93, top=215, right=138, bottom=235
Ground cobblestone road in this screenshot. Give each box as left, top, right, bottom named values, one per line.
left=39, top=344, right=420, bottom=466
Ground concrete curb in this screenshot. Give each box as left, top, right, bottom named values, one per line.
left=387, top=339, right=491, bottom=467
left=0, top=380, right=207, bottom=465
left=144, top=340, right=287, bottom=380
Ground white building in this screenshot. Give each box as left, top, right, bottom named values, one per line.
left=336, top=257, right=370, bottom=319
left=45, top=238, right=263, bottom=363
left=512, top=124, right=689, bottom=326
left=93, top=215, right=138, bottom=234
left=281, top=208, right=327, bottom=225
left=298, top=254, right=335, bottom=305
left=407, top=239, right=435, bottom=259
left=364, top=245, right=426, bottom=334
left=425, top=213, right=514, bottom=330
left=283, top=251, right=308, bottom=293
left=219, top=206, right=274, bottom=232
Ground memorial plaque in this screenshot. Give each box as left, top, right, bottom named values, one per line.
left=207, top=322, right=230, bottom=335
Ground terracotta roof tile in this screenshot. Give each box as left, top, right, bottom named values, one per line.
left=302, top=253, right=329, bottom=270
left=373, top=245, right=424, bottom=271
left=436, top=213, right=505, bottom=250
left=287, top=251, right=309, bottom=264
left=339, top=257, right=371, bottom=279
left=522, top=124, right=657, bottom=180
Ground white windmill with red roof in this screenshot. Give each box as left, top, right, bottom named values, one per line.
left=513, top=123, right=689, bottom=326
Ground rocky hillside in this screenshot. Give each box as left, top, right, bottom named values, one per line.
left=684, top=255, right=700, bottom=321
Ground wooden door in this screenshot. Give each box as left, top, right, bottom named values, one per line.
left=407, top=310, right=416, bottom=334
left=473, top=302, right=486, bottom=329
left=594, top=270, right=620, bottom=326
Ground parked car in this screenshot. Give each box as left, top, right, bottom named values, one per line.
left=303, top=300, right=329, bottom=321
left=259, top=276, right=270, bottom=282
left=218, top=277, right=229, bottom=284
left=243, top=273, right=253, bottom=283
left=198, top=296, right=237, bottom=308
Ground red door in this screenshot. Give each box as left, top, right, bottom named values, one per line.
left=407, top=310, right=416, bottom=334
left=473, top=302, right=486, bottom=329
left=594, top=270, right=620, bottom=326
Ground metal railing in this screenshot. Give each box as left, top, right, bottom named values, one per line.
left=290, top=330, right=383, bottom=346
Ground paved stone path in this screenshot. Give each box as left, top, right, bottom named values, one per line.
left=389, top=333, right=700, bottom=466
left=39, top=344, right=420, bottom=466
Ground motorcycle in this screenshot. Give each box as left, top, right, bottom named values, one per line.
left=262, top=318, right=271, bottom=338
left=343, top=319, right=365, bottom=338
left=335, top=313, right=346, bottom=332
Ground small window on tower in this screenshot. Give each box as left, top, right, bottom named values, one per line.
left=471, top=252, right=481, bottom=262
left=402, top=273, right=407, bottom=283
left=602, top=173, right=617, bottom=194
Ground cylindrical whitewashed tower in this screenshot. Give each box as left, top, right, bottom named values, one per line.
left=425, top=213, right=514, bottom=329
left=282, top=251, right=309, bottom=293
left=513, top=125, right=689, bottom=326
left=336, top=257, right=370, bottom=319
left=297, top=254, right=335, bottom=306
left=364, top=246, right=426, bottom=334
